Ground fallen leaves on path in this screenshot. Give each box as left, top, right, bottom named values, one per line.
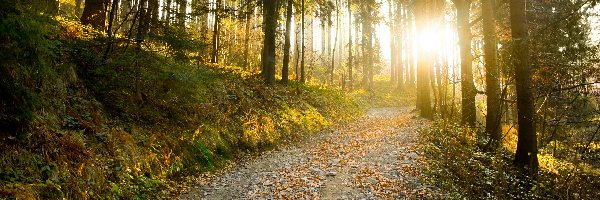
left=177, top=108, right=440, bottom=199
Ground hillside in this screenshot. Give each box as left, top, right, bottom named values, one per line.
left=0, top=14, right=364, bottom=199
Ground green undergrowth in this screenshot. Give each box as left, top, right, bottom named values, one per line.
left=0, top=13, right=361, bottom=199
left=419, top=120, right=600, bottom=199
left=349, top=75, right=416, bottom=108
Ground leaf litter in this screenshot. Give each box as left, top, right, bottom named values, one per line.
left=175, top=107, right=441, bottom=199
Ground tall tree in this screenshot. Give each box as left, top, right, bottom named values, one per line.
left=388, top=0, right=397, bottom=85
left=211, top=0, right=222, bottom=63
left=482, top=0, right=501, bottom=147
left=453, top=0, right=476, bottom=126
left=261, top=0, right=279, bottom=85
left=103, top=0, right=119, bottom=59
left=406, top=7, right=414, bottom=86
left=243, top=0, right=253, bottom=69
left=358, top=0, right=375, bottom=90
left=330, top=0, right=340, bottom=85
left=300, top=0, right=306, bottom=82
left=81, top=0, right=109, bottom=30
left=177, top=0, right=187, bottom=26
left=119, top=0, right=134, bottom=33
left=165, top=0, right=173, bottom=23
left=137, top=0, right=149, bottom=42
left=347, top=0, right=353, bottom=90
left=395, top=2, right=404, bottom=89
left=148, top=0, right=159, bottom=31
left=282, top=0, right=293, bottom=83
left=414, top=0, right=434, bottom=118
left=510, top=0, right=539, bottom=180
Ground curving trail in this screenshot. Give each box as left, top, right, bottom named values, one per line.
left=176, top=108, right=439, bottom=199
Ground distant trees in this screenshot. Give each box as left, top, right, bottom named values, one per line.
left=356, top=0, right=378, bottom=91
left=7, top=0, right=597, bottom=192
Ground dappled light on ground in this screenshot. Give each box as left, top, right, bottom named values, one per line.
left=176, top=108, right=439, bottom=199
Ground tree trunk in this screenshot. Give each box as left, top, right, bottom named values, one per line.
left=166, top=0, right=172, bottom=23
left=120, top=0, right=134, bottom=34
left=359, top=2, right=374, bottom=91
left=407, top=10, right=414, bottom=86
left=178, top=0, right=187, bottom=26
left=482, top=0, right=501, bottom=148
left=137, top=0, right=149, bottom=42
left=211, top=0, right=221, bottom=63
left=75, top=0, right=83, bottom=17
left=439, top=53, right=448, bottom=118
left=81, top=0, right=108, bottom=30
left=431, top=59, right=438, bottom=113
left=261, top=0, right=278, bottom=85
left=282, top=0, right=293, bottom=83
left=510, top=0, right=539, bottom=181
left=327, top=13, right=332, bottom=57
left=295, top=25, right=301, bottom=79
left=396, top=2, right=404, bottom=89
left=321, top=18, right=326, bottom=55
left=454, top=0, right=476, bottom=126
left=388, top=0, right=397, bottom=85
left=347, top=0, right=353, bottom=91
left=301, top=0, right=306, bottom=83
left=148, top=0, right=159, bottom=32
left=331, top=0, right=340, bottom=86
left=243, top=0, right=252, bottom=69
left=103, top=0, right=119, bottom=59
left=415, top=1, right=433, bottom=119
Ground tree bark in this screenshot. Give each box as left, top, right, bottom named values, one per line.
left=81, top=0, right=109, bottom=30
left=211, top=0, right=221, bottom=63
left=178, top=0, right=187, bottom=26
left=261, top=0, right=278, bottom=85
left=359, top=2, right=374, bottom=91
left=388, top=0, right=397, bottom=85
left=282, top=0, right=293, bottom=83
left=454, top=0, right=476, bottom=126
left=407, top=10, right=414, bottom=86
left=301, top=0, right=306, bottom=83
left=103, top=0, right=119, bottom=59
left=396, top=2, right=404, bottom=89
left=148, top=0, right=159, bottom=32
left=243, top=0, right=252, bottom=69
left=137, top=0, right=149, bottom=42
left=75, top=0, right=83, bottom=17
left=415, top=0, right=433, bottom=119
left=119, top=0, right=134, bottom=33
left=482, top=0, right=501, bottom=148
left=347, top=0, right=353, bottom=91
left=331, top=0, right=340, bottom=85
left=510, top=0, right=539, bottom=181
left=166, top=0, right=172, bottom=23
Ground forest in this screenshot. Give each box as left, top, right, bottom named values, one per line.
left=0, top=0, right=599, bottom=199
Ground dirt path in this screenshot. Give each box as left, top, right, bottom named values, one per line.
left=176, top=107, right=439, bottom=199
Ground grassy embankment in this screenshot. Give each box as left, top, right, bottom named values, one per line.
left=0, top=15, right=368, bottom=199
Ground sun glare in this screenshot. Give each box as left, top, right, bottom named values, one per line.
left=418, top=26, right=442, bottom=52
